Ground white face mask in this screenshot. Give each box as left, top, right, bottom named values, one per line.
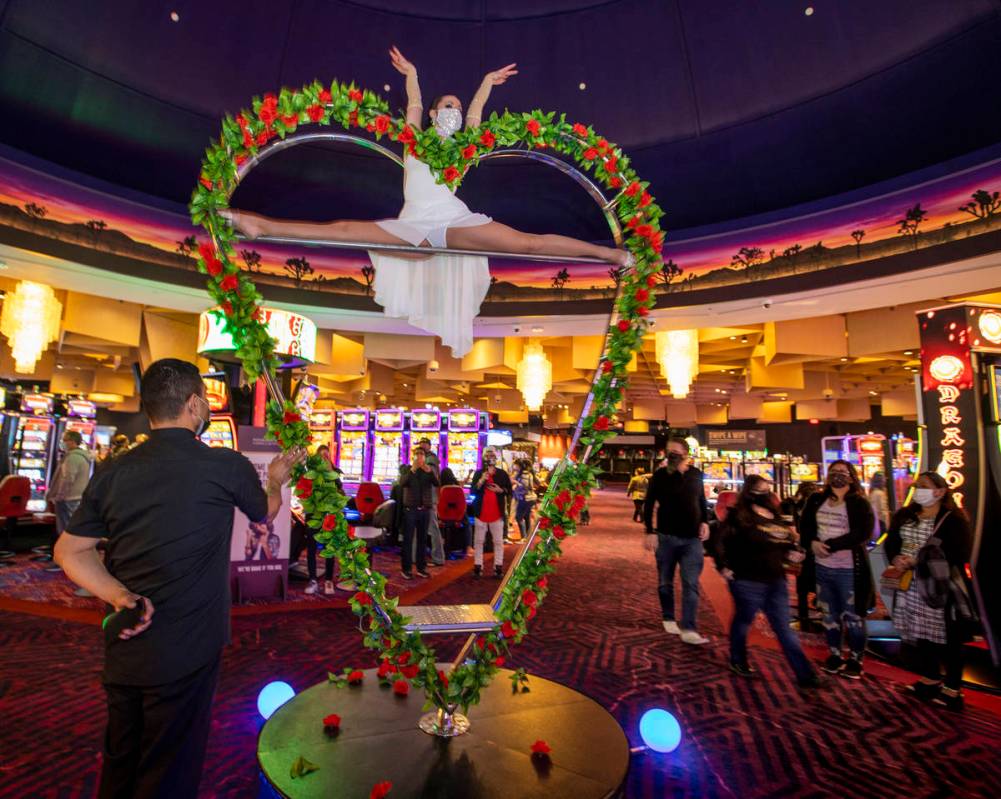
left=433, top=106, right=463, bottom=138
left=913, top=487, right=941, bottom=508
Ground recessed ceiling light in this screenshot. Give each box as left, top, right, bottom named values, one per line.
left=531, top=326, right=544, bottom=333
left=729, top=336, right=736, bottom=340
left=170, top=11, right=180, bottom=22
left=383, top=83, right=391, bottom=92
left=805, top=7, right=814, bottom=16
left=578, top=82, right=587, bottom=91
left=840, top=357, right=849, bottom=362
left=903, top=350, right=913, bottom=355
left=740, top=336, right=748, bottom=344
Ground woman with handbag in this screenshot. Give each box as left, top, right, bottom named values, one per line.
left=512, top=460, right=539, bottom=539
left=884, top=471, right=972, bottom=710
left=718, top=475, right=819, bottom=687
left=799, top=460, right=876, bottom=680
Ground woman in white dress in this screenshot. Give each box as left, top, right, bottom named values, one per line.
left=224, top=47, right=631, bottom=356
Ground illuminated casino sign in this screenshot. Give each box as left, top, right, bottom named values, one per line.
left=448, top=409, right=481, bottom=432
left=20, top=393, right=53, bottom=414
left=374, top=409, right=405, bottom=431
left=66, top=399, right=97, bottom=418
left=338, top=409, right=369, bottom=431
left=409, top=409, right=441, bottom=431
left=197, top=307, right=317, bottom=364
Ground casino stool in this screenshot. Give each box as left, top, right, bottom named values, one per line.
left=438, top=485, right=469, bottom=558
left=0, top=476, right=32, bottom=567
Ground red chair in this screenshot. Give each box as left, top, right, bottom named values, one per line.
left=0, top=476, right=32, bottom=564
left=438, top=485, right=469, bottom=556
left=354, top=482, right=385, bottom=525
left=714, top=490, right=739, bottom=522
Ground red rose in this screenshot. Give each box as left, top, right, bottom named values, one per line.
left=281, top=113, right=299, bottom=127
left=397, top=125, right=415, bottom=144
left=377, top=660, right=396, bottom=678
left=322, top=514, right=338, bottom=532
left=221, top=301, right=234, bottom=317
left=638, top=306, right=650, bottom=317
left=442, top=166, right=460, bottom=182
left=647, top=274, right=658, bottom=288
left=318, top=88, right=332, bottom=103
left=199, top=176, right=213, bottom=191
left=307, top=105, right=324, bottom=122
left=636, top=224, right=653, bottom=240
left=583, top=148, right=599, bottom=160
left=555, top=490, right=572, bottom=509
left=495, top=655, right=506, bottom=667
left=400, top=664, right=420, bottom=679
left=593, top=415, right=610, bottom=431
left=553, top=525, right=566, bottom=540
left=609, top=176, right=622, bottom=188
left=349, top=111, right=358, bottom=126
left=347, top=527, right=356, bottom=539
left=437, top=669, right=449, bottom=689
left=255, top=130, right=268, bottom=146
left=392, top=680, right=409, bottom=697
left=640, top=192, right=652, bottom=208
left=487, top=642, right=499, bottom=655
left=283, top=410, right=301, bottom=424
left=572, top=494, right=587, bottom=510
left=475, top=638, right=486, bottom=651
left=396, top=651, right=411, bottom=666
left=219, top=274, right=239, bottom=292
left=348, top=89, right=363, bottom=103
left=259, top=106, right=276, bottom=126
left=296, top=477, right=313, bottom=498
left=572, top=123, right=588, bottom=137
left=205, top=257, right=223, bottom=277
left=651, top=231, right=664, bottom=250
left=617, top=319, right=631, bottom=333
left=526, top=607, right=536, bottom=621
left=526, top=118, right=541, bottom=136
left=627, top=215, right=642, bottom=230
left=531, top=740, right=552, bottom=755
left=234, top=153, right=247, bottom=166
left=538, top=518, right=551, bottom=530
left=198, top=242, right=215, bottom=260
left=625, top=181, right=642, bottom=197
left=601, top=360, right=614, bottom=374
left=236, top=114, right=249, bottom=129
left=461, top=144, right=477, bottom=159
left=348, top=670, right=364, bottom=684
left=537, top=576, right=549, bottom=590
left=501, top=620, right=517, bottom=639
left=370, top=782, right=393, bottom=799
left=374, top=115, right=390, bottom=133
left=534, top=141, right=547, bottom=149
left=521, top=589, right=538, bottom=607
left=479, top=129, right=496, bottom=147
left=605, top=155, right=618, bottom=171
left=353, top=591, right=372, bottom=606
left=635, top=288, right=649, bottom=302
left=323, top=713, right=341, bottom=729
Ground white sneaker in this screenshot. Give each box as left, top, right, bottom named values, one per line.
left=662, top=620, right=681, bottom=635
left=304, top=580, right=319, bottom=595
left=324, top=580, right=335, bottom=595
left=680, top=629, right=709, bottom=645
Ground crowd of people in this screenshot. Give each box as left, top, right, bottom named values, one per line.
left=640, top=437, right=976, bottom=709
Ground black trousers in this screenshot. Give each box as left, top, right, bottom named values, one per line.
left=916, top=628, right=965, bottom=690
left=632, top=500, right=644, bottom=522
left=402, top=507, right=430, bottom=574
left=99, top=654, right=221, bottom=799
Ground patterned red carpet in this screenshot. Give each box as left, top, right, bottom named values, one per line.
left=2, top=489, right=1000, bottom=797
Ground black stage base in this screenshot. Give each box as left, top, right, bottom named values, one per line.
left=258, top=666, right=629, bottom=798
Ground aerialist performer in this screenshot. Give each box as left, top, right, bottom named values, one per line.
left=224, top=46, right=632, bottom=356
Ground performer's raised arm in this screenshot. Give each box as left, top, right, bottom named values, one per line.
left=466, top=63, right=518, bottom=129
left=390, top=46, right=423, bottom=129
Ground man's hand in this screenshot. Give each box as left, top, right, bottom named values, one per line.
left=643, top=534, right=657, bottom=552
left=787, top=549, right=806, bottom=564
left=811, top=540, right=830, bottom=558
left=111, top=589, right=154, bottom=640
left=267, top=447, right=307, bottom=490
left=893, top=554, right=916, bottom=569
left=698, top=522, right=710, bottom=542
left=720, top=567, right=735, bottom=581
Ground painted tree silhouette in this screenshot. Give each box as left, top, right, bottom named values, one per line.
left=552, top=268, right=570, bottom=293
left=85, top=219, right=107, bottom=244
left=782, top=244, right=802, bottom=259
left=850, top=229, right=865, bottom=258
left=176, top=235, right=197, bottom=256
left=731, top=246, right=764, bottom=273
left=240, top=249, right=262, bottom=272
left=360, top=264, right=376, bottom=295
left=660, top=258, right=682, bottom=285
left=896, top=204, right=927, bottom=249
left=959, top=189, right=1001, bottom=220
left=284, top=256, right=314, bottom=286
left=23, top=202, right=47, bottom=219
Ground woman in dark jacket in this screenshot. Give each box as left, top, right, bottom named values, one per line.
left=719, top=475, right=819, bottom=687
left=884, top=471, right=972, bottom=710
left=799, top=460, right=875, bottom=680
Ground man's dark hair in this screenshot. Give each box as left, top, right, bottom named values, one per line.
left=418, top=437, right=431, bottom=445
left=140, top=359, right=204, bottom=422
left=64, top=430, right=83, bottom=445
left=668, top=436, right=690, bottom=454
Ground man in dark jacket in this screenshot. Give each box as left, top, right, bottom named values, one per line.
left=644, top=437, right=710, bottom=644
left=469, top=448, right=512, bottom=578
left=399, top=448, right=439, bottom=579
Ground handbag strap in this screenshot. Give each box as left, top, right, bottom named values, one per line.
left=924, top=511, right=951, bottom=548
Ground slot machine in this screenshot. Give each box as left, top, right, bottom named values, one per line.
left=199, top=373, right=238, bottom=449
left=742, top=459, right=776, bottom=485
left=822, top=434, right=888, bottom=489
left=446, top=408, right=487, bottom=486
left=10, top=393, right=57, bottom=512
left=57, top=399, right=97, bottom=449
left=308, top=408, right=335, bottom=455
left=408, top=408, right=443, bottom=464
left=890, top=435, right=919, bottom=506
left=369, top=408, right=407, bottom=487
left=336, top=409, right=369, bottom=492
left=702, top=460, right=739, bottom=504
left=789, top=462, right=821, bottom=493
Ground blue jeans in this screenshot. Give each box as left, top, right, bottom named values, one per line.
left=655, top=534, right=704, bottom=630
left=815, top=563, right=866, bottom=658
left=402, top=508, right=430, bottom=574
left=54, top=499, right=81, bottom=535
left=729, top=578, right=815, bottom=683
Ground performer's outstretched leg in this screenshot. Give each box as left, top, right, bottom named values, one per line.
left=447, top=221, right=630, bottom=265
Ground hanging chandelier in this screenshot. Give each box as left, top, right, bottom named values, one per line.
left=655, top=329, right=699, bottom=399
left=516, top=340, right=552, bottom=411
left=0, top=281, right=62, bottom=374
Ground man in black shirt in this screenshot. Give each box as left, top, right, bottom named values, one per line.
left=398, top=447, right=439, bottom=579
left=55, top=359, right=303, bottom=799
left=644, top=437, right=711, bottom=645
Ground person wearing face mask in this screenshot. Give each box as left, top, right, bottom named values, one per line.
left=644, top=437, right=711, bottom=645
left=799, top=460, right=875, bottom=680
left=469, top=448, right=513, bottom=578
left=718, top=476, right=819, bottom=687
left=53, top=359, right=305, bottom=798
left=223, top=46, right=632, bottom=358
left=884, top=472, right=973, bottom=710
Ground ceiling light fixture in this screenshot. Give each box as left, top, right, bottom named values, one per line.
left=516, top=340, right=552, bottom=411
left=655, top=330, right=699, bottom=399
left=805, top=6, right=814, bottom=16
left=578, top=82, right=587, bottom=90
left=740, top=336, right=748, bottom=344
left=170, top=11, right=180, bottom=22
left=0, top=280, right=62, bottom=374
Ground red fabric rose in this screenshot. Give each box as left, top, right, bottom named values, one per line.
left=348, top=670, right=364, bottom=684
left=602, top=360, right=614, bottom=374
left=479, top=129, right=496, bottom=147
left=370, top=782, right=393, bottom=799
left=205, top=257, right=223, bottom=277
left=635, top=288, right=649, bottom=302
left=636, top=224, right=653, bottom=240
left=281, top=113, right=299, bottom=127
left=640, top=191, right=652, bottom=208
left=234, top=153, right=247, bottom=166
left=377, top=660, right=396, bottom=678
left=604, top=154, right=618, bottom=171
left=255, top=130, right=268, bottom=146
left=400, top=664, right=420, bottom=679
left=526, top=607, right=536, bottom=621
left=437, top=669, right=449, bottom=689
left=495, top=655, right=506, bottom=667
left=531, top=740, right=552, bottom=755
left=349, top=111, right=358, bottom=126
left=236, top=114, right=249, bottom=129
left=501, top=620, right=517, bottom=639
left=572, top=123, right=588, bottom=137
left=617, top=319, right=631, bottom=332
left=323, top=713, right=341, bottom=729
left=553, top=525, right=566, bottom=540
left=650, top=231, right=664, bottom=250
left=555, top=490, right=572, bottom=509
left=353, top=591, right=372, bottom=606
left=647, top=274, right=658, bottom=288
left=397, top=125, right=415, bottom=144
left=522, top=589, right=538, bottom=607
left=199, top=176, right=213, bottom=191
left=573, top=494, right=586, bottom=509
left=198, top=242, right=215, bottom=260
left=627, top=215, right=642, bottom=230
left=609, top=176, right=622, bottom=188
left=583, top=148, right=599, bottom=160
left=597, top=137, right=610, bottom=151
left=526, top=118, right=541, bottom=136
left=538, top=518, right=551, bottom=530
left=392, top=680, right=409, bottom=697
left=348, top=89, right=363, bottom=103
left=307, top=105, right=324, bottom=122
left=318, top=88, right=332, bottom=103
left=442, top=166, right=460, bottom=182
left=475, top=637, right=486, bottom=651
left=396, top=651, right=411, bottom=666
left=282, top=410, right=301, bottom=424
left=296, top=477, right=313, bottom=498
left=638, top=306, right=650, bottom=317
left=322, top=514, right=338, bottom=532
left=347, top=527, right=356, bottom=539
left=625, top=181, right=642, bottom=197
left=219, top=274, right=239, bottom=292
left=593, top=416, right=610, bottom=431
left=461, top=144, right=477, bottom=159
left=220, top=301, right=234, bottom=317
left=374, top=115, right=391, bottom=133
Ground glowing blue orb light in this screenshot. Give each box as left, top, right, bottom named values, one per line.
left=639, top=708, right=682, bottom=753
left=257, top=681, right=295, bottom=720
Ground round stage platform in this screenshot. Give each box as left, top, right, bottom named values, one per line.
left=258, top=666, right=630, bottom=798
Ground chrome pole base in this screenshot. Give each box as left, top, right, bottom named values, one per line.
left=418, top=708, right=471, bottom=738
